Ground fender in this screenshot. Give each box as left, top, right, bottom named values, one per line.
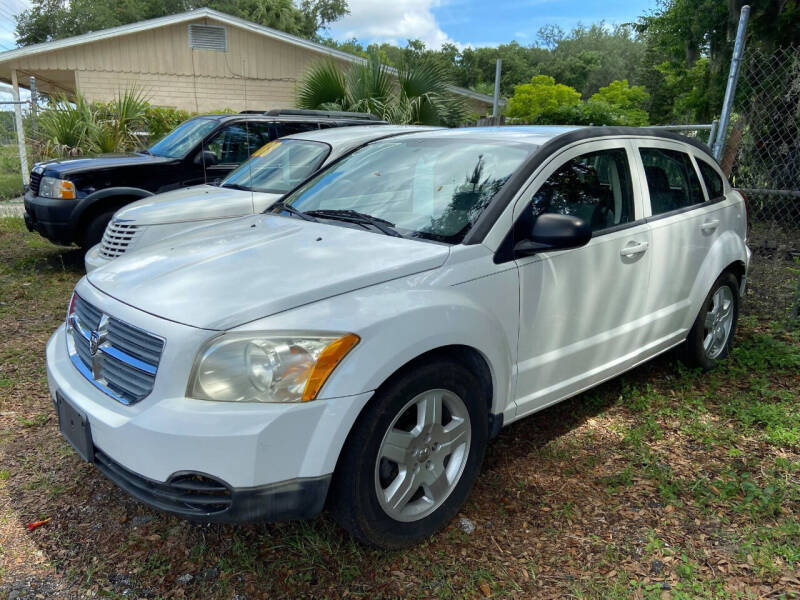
left=682, top=229, right=749, bottom=331
left=69, top=187, right=155, bottom=228
left=235, top=282, right=517, bottom=417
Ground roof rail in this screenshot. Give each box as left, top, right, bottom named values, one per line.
left=259, top=108, right=383, bottom=121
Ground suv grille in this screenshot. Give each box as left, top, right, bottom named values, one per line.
left=29, top=172, right=42, bottom=196
left=99, top=221, right=140, bottom=258
left=67, top=295, right=164, bottom=405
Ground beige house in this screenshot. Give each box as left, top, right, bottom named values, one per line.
left=0, top=8, right=496, bottom=115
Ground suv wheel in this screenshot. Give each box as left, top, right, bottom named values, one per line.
left=679, top=272, right=739, bottom=369
left=80, top=209, right=116, bottom=249
left=330, top=360, right=488, bottom=548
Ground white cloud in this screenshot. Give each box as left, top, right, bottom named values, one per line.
left=328, top=0, right=454, bottom=49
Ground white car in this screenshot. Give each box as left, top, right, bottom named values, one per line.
left=47, top=126, right=749, bottom=548
left=84, top=124, right=435, bottom=272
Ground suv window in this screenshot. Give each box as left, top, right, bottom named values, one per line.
left=640, top=148, right=704, bottom=215
left=697, top=158, right=725, bottom=200
left=205, top=122, right=272, bottom=165
left=529, top=148, right=635, bottom=232
left=272, top=122, right=321, bottom=138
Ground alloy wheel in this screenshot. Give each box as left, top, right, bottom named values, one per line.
left=374, top=388, right=471, bottom=522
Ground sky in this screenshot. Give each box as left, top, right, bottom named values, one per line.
left=0, top=0, right=660, bottom=53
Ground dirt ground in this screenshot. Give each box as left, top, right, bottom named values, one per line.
left=0, top=217, right=798, bottom=599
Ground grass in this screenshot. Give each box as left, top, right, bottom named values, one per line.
left=0, top=216, right=798, bottom=598
left=0, top=145, right=26, bottom=200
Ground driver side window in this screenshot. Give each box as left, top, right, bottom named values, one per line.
left=529, top=148, right=635, bottom=232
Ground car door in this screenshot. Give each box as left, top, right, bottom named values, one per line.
left=512, top=139, right=653, bottom=417
left=634, top=141, right=720, bottom=343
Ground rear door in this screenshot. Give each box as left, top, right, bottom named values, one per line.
left=634, top=141, right=721, bottom=344
left=512, top=139, right=653, bottom=416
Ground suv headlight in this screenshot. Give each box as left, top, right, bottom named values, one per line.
left=39, top=176, right=76, bottom=199
left=188, top=332, right=359, bottom=403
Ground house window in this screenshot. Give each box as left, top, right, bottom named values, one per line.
left=189, top=24, right=227, bottom=51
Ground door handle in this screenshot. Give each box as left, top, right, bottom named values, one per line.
left=701, top=219, right=720, bottom=233
left=620, top=241, right=649, bottom=257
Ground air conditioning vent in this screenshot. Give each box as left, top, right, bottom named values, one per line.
left=188, top=24, right=227, bottom=51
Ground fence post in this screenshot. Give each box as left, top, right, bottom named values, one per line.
left=10, top=69, right=29, bottom=186
left=713, top=5, right=750, bottom=160
left=492, top=59, right=502, bottom=118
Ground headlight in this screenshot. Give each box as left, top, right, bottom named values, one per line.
left=188, top=332, right=359, bottom=403
left=39, top=176, right=76, bottom=199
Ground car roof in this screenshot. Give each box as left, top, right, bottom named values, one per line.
left=280, top=125, right=441, bottom=156
left=393, top=125, right=713, bottom=156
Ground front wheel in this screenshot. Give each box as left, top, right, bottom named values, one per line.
left=80, top=209, right=117, bottom=249
left=330, top=360, right=488, bottom=548
left=679, top=272, right=740, bottom=369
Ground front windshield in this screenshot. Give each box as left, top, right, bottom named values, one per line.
left=274, top=138, right=534, bottom=243
left=222, top=139, right=330, bottom=193
left=149, top=117, right=218, bottom=158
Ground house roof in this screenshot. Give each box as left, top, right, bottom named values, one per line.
left=0, top=8, right=502, bottom=106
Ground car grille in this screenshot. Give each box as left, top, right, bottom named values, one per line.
left=94, top=449, right=233, bottom=516
left=67, top=294, right=165, bottom=405
left=99, top=221, right=140, bottom=258
left=29, top=171, right=42, bottom=196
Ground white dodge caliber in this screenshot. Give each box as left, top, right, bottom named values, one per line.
left=47, top=126, right=750, bottom=548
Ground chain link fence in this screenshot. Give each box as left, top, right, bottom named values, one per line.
left=727, top=45, right=800, bottom=229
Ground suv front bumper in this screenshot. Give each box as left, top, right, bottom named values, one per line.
left=24, top=191, right=78, bottom=245
left=46, top=323, right=372, bottom=522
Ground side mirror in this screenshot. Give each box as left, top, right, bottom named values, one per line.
left=514, top=213, right=592, bottom=257
left=194, top=150, right=219, bottom=166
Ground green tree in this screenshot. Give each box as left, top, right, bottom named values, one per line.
left=15, top=0, right=349, bottom=45
left=506, top=75, right=581, bottom=122
left=296, top=54, right=465, bottom=126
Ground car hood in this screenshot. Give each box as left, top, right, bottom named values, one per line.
left=88, top=214, right=450, bottom=330
left=36, top=153, right=174, bottom=177
left=114, top=185, right=282, bottom=225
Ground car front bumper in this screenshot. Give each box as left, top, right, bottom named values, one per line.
left=84, top=244, right=110, bottom=273
left=46, top=323, right=373, bottom=522
left=24, top=190, right=78, bottom=245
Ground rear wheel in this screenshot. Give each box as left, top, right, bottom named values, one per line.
left=330, top=360, right=488, bottom=548
left=679, top=272, right=739, bottom=369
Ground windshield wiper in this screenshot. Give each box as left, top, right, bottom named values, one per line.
left=270, top=200, right=318, bottom=222
left=305, top=209, right=403, bottom=238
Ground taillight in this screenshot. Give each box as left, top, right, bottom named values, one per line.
left=734, top=188, right=749, bottom=231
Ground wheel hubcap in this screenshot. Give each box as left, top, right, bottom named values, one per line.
left=703, top=286, right=734, bottom=359
left=374, top=389, right=471, bottom=522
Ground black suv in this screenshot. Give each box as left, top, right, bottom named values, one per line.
left=24, top=109, right=384, bottom=248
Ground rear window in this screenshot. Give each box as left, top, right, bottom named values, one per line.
left=697, top=158, right=725, bottom=199
left=640, top=148, right=705, bottom=215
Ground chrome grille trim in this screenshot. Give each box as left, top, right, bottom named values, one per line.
left=99, top=221, right=140, bottom=259
left=66, top=295, right=165, bottom=405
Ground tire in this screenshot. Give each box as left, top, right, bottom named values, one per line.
left=678, top=272, right=739, bottom=369
left=330, top=359, right=488, bottom=549
left=80, top=209, right=116, bottom=249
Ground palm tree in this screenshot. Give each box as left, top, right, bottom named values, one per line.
left=296, top=53, right=465, bottom=126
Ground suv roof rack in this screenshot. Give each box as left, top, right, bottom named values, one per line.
left=257, top=108, right=383, bottom=121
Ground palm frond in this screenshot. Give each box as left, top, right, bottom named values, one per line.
left=297, top=60, right=348, bottom=109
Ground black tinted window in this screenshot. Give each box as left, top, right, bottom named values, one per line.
left=205, top=122, right=272, bottom=165
left=640, top=148, right=704, bottom=215
left=697, top=159, right=725, bottom=199
left=272, top=122, right=320, bottom=138
left=529, top=148, right=635, bottom=232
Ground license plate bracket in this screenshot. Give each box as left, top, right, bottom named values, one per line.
left=56, top=392, right=94, bottom=462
